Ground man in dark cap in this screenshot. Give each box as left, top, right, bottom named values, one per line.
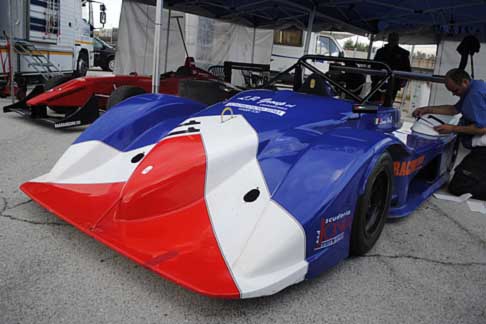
left=371, top=32, right=412, bottom=103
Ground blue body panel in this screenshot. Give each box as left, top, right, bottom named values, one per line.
left=71, top=89, right=457, bottom=280
left=74, top=94, right=206, bottom=151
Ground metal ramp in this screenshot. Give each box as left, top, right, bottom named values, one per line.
left=14, top=41, right=62, bottom=80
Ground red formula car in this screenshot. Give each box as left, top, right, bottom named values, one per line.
left=3, top=58, right=233, bottom=128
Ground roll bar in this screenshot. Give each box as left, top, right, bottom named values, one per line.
left=263, top=55, right=445, bottom=107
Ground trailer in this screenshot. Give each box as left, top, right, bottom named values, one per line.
left=0, top=0, right=104, bottom=98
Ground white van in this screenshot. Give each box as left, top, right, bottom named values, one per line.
left=271, top=29, right=344, bottom=72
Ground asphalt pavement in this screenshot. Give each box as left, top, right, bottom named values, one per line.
left=0, top=86, right=485, bottom=324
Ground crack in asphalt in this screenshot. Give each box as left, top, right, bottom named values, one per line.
left=427, top=201, right=486, bottom=249
left=0, top=213, right=67, bottom=226
left=7, top=199, right=32, bottom=210
left=0, top=195, right=66, bottom=226
left=0, top=196, right=7, bottom=213
left=363, top=253, right=486, bottom=267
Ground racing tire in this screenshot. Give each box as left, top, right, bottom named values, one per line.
left=106, top=86, right=146, bottom=109
left=350, top=152, right=393, bottom=256
left=76, top=52, right=89, bottom=77
left=178, top=80, right=237, bottom=105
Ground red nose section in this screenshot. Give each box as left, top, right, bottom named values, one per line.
left=116, top=134, right=207, bottom=220
left=20, top=134, right=240, bottom=298
left=20, top=182, right=125, bottom=229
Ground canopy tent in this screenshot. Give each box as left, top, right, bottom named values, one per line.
left=136, top=0, right=486, bottom=41
left=115, top=1, right=274, bottom=76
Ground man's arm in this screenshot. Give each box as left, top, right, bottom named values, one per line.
left=435, top=123, right=486, bottom=135
left=413, top=105, right=458, bottom=117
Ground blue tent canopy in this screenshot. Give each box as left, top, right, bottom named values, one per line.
left=136, top=0, right=486, bottom=40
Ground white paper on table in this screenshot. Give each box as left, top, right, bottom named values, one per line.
left=466, top=200, right=486, bottom=214
left=433, top=191, right=472, bottom=203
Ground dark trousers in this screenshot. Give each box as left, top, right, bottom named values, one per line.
left=449, top=147, right=486, bottom=200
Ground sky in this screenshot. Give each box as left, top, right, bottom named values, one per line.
left=91, top=0, right=122, bottom=29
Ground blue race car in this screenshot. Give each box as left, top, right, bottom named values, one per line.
left=21, top=55, right=458, bottom=298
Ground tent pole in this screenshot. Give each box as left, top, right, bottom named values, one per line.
left=409, top=45, right=415, bottom=66
left=164, top=9, right=171, bottom=73
left=8, top=0, right=15, bottom=103
left=303, top=6, right=316, bottom=54
left=251, top=26, right=256, bottom=63
left=152, top=0, right=164, bottom=93
left=367, top=34, right=374, bottom=60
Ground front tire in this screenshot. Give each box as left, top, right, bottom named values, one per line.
left=350, top=152, right=393, bottom=256
left=106, top=86, right=146, bottom=109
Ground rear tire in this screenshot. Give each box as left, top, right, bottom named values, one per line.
left=350, top=152, right=393, bottom=256
left=106, top=86, right=146, bottom=109
left=178, top=80, right=237, bottom=105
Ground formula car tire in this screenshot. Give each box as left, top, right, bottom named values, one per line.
left=106, top=86, right=146, bottom=109
left=350, top=152, right=393, bottom=256
left=178, top=79, right=237, bottom=105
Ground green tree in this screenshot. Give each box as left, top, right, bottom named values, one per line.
left=343, top=39, right=369, bottom=52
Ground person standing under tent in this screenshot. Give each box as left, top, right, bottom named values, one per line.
left=371, top=32, right=412, bottom=103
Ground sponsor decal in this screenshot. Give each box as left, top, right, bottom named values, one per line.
left=375, top=114, right=393, bottom=125
left=231, top=95, right=296, bottom=116
left=54, top=120, right=81, bottom=128
left=315, top=210, right=352, bottom=251
left=393, top=155, right=425, bottom=176
left=225, top=102, right=286, bottom=116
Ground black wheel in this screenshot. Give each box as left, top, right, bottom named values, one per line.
left=103, top=56, right=115, bottom=72
left=106, top=86, right=146, bottom=109
left=178, top=80, right=237, bottom=105
left=350, top=152, right=393, bottom=256
left=76, top=51, right=89, bottom=76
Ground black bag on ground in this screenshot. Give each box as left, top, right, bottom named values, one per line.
left=449, top=148, right=486, bottom=200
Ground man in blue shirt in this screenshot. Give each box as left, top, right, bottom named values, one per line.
left=414, top=69, right=486, bottom=199
left=413, top=69, right=486, bottom=144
